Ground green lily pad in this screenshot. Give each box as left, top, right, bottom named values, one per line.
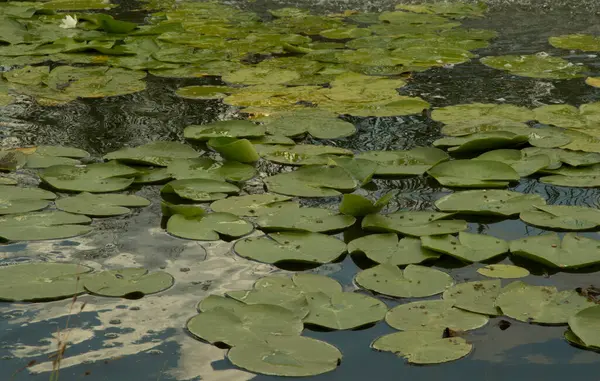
left=166, top=158, right=256, bottom=182
left=520, top=204, right=600, bottom=230
left=339, top=193, right=393, bottom=217
left=0, top=178, right=16, bottom=185
left=396, top=2, right=487, bottom=18
left=0, top=211, right=92, bottom=241
left=421, top=232, right=509, bottom=262
left=167, top=213, right=253, bottom=241
left=0, top=150, right=27, bottom=171
left=184, top=120, right=265, bottom=141
left=372, top=331, right=472, bottom=365
left=431, top=103, right=534, bottom=126
left=568, top=305, right=600, bottom=349
left=540, top=175, right=600, bottom=187
left=480, top=54, right=586, bottom=79
left=161, top=200, right=206, bottom=218
left=362, top=211, right=467, bottom=237
left=261, top=110, right=356, bottom=139
left=443, top=280, right=503, bottom=316
left=0, top=263, right=93, bottom=302
left=348, top=234, right=440, bottom=265
left=320, top=27, right=371, bottom=39
left=161, top=179, right=239, bottom=202
left=433, top=131, right=529, bottom=154
left=476, top=264, right=530, bottom=279
left=187, top=304, right=303, bottom=347
left=103, top=142, right=199, bottom=166
left=208, top=137, right=260, bottom=163
left=427, top=160, right=520, bottom=188
left=257, top=207, right=356, bottom=233
left=210, top=194, right=297, bottom=217
left=475, top=149, right=550, bottom=177
left=509, top=232, right=600, bottom=269
left=176, top=85, right=237, bottom=100
left=355, top=263, right=453, bottom=298
left=84, top=268, right=174, bottom=298
left=586, top=77, right=600, bottom=88
left=386, top=300, right=489, bottom=331
left=0, top=185, right=56, bottom=215
left=303, top=291, right=387, bottom=330
left=265, top=164, right=359, bottom=197
left=524, top=147, right=600, bottom=167
left=495, top=281, right=595, bottom=324
left=234, top=232, right=346, bottom=265
left=292, top=273, right=343, bottom=295
left=356, top=147, right=449, bottom=177
left=40, top=162, right=138, bottom=192
left=435, top=189, right=547, bottom=217
left=55, top=192, right=150, bottom=217
left=42, top=0, right=115, bottom=11
left=32, top=145, right=90, bottom=159
left=257, top=144, right=353, bottom=166
left=227, top=335, right=341, bottom=377
left=549, top=34, right=600, bottom=52
left=197, top=295, right=245, bottom=313
left=223, top=68, right=300, bottom=85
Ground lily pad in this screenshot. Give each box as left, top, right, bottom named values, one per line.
left=0, top=211, right=92, bottom=241
left=523, top=147, right=600, bottom=167
left=356, top=147, right=449, bottom=177
left=234, top=232, right=346, bottom=265
left=362, top=211, right=467, bottom=237
left=184, top=120, right=265, bottom=141
left=197, top=295, right=245, bottom=313
left=223, top=68, right=300, bottom=85
left=304, top=291, right=387, bottom=330
left=355, top=263, right=454, bottom=298
left=176, top=85, right=237, bottom=100
left=261, top=110, right=356, bottom=139
left=265, top=164, right=359, bottom=197
left=257, top=144, right=353, bottom=166
left=257, top=207, right=355, bottom=233
left=166, top=158, right=256, bottom=182
left=0, top=185, right=56, bottom=215
left=161, top=179, right=239, bottom=202
left=372, top=331, right=472, bottom=364
left=549, top=34, right=600, bottom=52
left=320, top=27, right=371, bottom=39
left=103, top=142, right=199, bottom=166
left=434, top=131, right=529, bottom=153
left=443, top=280, right=503, bottom=315
left=421, top=232, right=509, bottom=262
left=477, top=264, right=530, bottom=279
left=167, top=213, right=253, bottom=241
left=475, top=149, right=550, bottom=177
left=208, top=138, right=260, bottom=163
left=396, top=2, right=488, bottom=18
left=540, top=175, right=600, bottom=187
left=0, top=263, right=93, bottom=302
left=431, top=103, right=534, bottom=126
left=480, top=54, right=586, bottom=79
left=339, top=193, right=393, bottom=217
left=427, top=159, right=520, bottom=188
left=435, top=189, right=547, bottom=217
left=55, top=192, right=150, bottom=217
left=495, top=281, right=595, bottom=324
left=348, top=234, right=440, bottom=265
left=520, top=204, right=600, bottom=230
left=40, top=162, right=138, bottom=193
left=292, top=273, right=343, bottom=295
left=22, top=145, right=90, bottom=169
left=84, top=268, right=174, bottom=298
left=386, top=300, right=489, bottom=331
left=210, top=194, right=297, bottom=217
left=509, top=232, right=600, bottom=268
left=568, top=305, right=600, bottom=349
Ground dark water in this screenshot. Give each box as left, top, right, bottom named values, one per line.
left=1, top=1, right=600, bottom=380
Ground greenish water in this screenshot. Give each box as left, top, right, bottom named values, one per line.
left=1, top=1, right=600, bottom=380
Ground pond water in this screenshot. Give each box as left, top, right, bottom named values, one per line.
left=1, top=0, right=600, bottom=380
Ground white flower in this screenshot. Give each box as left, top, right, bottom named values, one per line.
left=59, top=15, right=78, bottom=29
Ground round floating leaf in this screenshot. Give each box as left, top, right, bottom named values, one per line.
left=207, top=137, right=260, bottom=163
left=433, top=131, right=529, bottom=154
left=303, top=291, right=387, bottom=330
left=103, top=142, right=199, bottom=166
left=25, top=155, right=80, bottom=169
left=431, top=103, right=534, bottom=126
left=540, top=175, right=600, bottom=187
left=292, top=273, right=342, bottom=296
left=261, top=110, right=356, bottom=139
left=386, top=300, right=489, bottom=331
left=356, top=147, right=449, bottom=177
left=176, top=85, right=237, bottom=100
left=396, top=2, right=488, bottom=17
left=480, top=54, right=586, bottom=79
left=0, top=262, right=93, bottom=302
left=223, top=68, right=300, bottom=85
left=586, top=77, right=600, bottom=88
left=0, top=211, right=92, bottom=241
left=372, top=331, right=472, bottom=364
left=257, top=144, right=353, bottom=166
left=362, top=211, right=467, bottom=237
left=475, top=149, right=550, bottom=177
left=509, top=232, right=600, bottom=269
left=443, top=280, right=502, bottom=316
left=348, top=234, right=440, bottom=265
left=197, top=295, right=245, bottom=313
left=435, top=189, right=546, bottom=217
left=320, top=27, right=371, bottom=39
left=564, top=329, right=593, bottom=349
left=421, top=232, right=509, bottom=262
left=477, top=264, right=530, bottom=279
left=495, top=281, right=595, bottom=324
left=339, top=193, right=392, bottom=217
left=524, top=147, right=600, bottom=167
left=257, top=207, right=355, bottom=233
left=265, top=165, right=359, bottom=198
left=355, top=263, right=453, bottom=298
left=520, top=204, right=600, bottom=230
left=33, top=146, right=90, bottom=159
left=210, top=194, right=297, bottom=217
left=167, top=213, right=253, bottom=241
left=161, top=179, right=239, bottom=202
left=166, top=158, right=256, bottom=182
left=569, top=306, right=600, bottom=348
left=0, top=185, right=56, bottom=215
left=56, top=192, right=150, bottom=217
left=549, top=34, right=600, bottom=52
left=161, top=200, right=206, bottom=218
left=84, top=268, right=174, bottom=298
left=227, top=335, right=341, bottom=377
left=427, top=160, right=520, bottom=188
left=184, top=120, right=265, bottom=141
left=40, top=162, right=138, bottom=193
left=234, top=232, right=346, bottom=265
left=187, top=304, right=303, bottom=347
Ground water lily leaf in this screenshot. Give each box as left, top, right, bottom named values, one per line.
left=234, top=232, right=346, bottom=265
left=207, top=137, right=259, bottom=163
left=524, top=147, right=600, bottom=167
left=265, top=164, right=359, bottom=197
left=84, top=268, right=173, bottom=298
left=427, top=160, right=520, bottom=188
left=268, top=7, right=311, bottom=17
left=249, top=135, right=295, bottom=145
left=549, top=34, right=600, bottom=52
left=0, top=185, right=56, bottom=215
left=227, top=335, right=341, bottom=377
left=223, top=68, right=300, bottom=85
left=42, top=0, right=115, bottom=10
left=540, top=175, right=600, bottom=187
left=166, top=158, right=256, bottom=182
left=320, top=27, right=370, bottom=39
left=257, top=144, right=353, bottom=166
left=540, top=162, right=600, bottom=177
left=184, top=120, right=265, bottom=141
left=161, top=200, right=206, bottom=218
left=385, top=300, right=489, bottom=331
left=564, top=329, right=591, bottom=349
left=0, top=263, right=93, bottom=302
left=372, top=331, right=472, bottom=364
left=396, top=2, right=488, bottom=18
left=0, top=150, right=27, bottom=171
left=79, top=14, right=137, bottom=33
left=22, top=145, right=90, bottom=169
left=257, top=207, right=355, bottom=233
left=187, top=304, right=303, bottom=347
left=421, top=232, right=509, bottom=262
left=55, top=192, right=150, bottom=217
left=495, top=281, right=595, bottom=324
left=435, top=189, right=547, bottom=217
left=568, top=305, right=600, bottom=349
left=261, top=110, right=356, bottom=139
left=355, top=263, right=453, bottom=298
left=475, top=149, right=550, bottom=176
left=303, top=291, right=387, bottom=330
left=176, top=85, right=237, bottom=100
left=443, top=280, right=502, bottom=315
left=477, top=264, right=530, bottom=279
left=520, top=204, right=600, bottom=230
left=292, top=273, right=342, bottom=295
left=0, top=178, right=16, bottom=185
left=197, top=295, right=245, bottom=312
left=356, top=147, right=449, bottom=177
left=40, top=162, right=138, bottom=192
left=379, top=10, right=451, bottom=25
left=167, top=213, right=253, bottom=241
left=509, top=232, right=600, bottom=268
left=433, top=131, right=529, bottom=154
left=586, top=77, right=600, bottom=88
left=390, top=46, right=474, bottom=67
left=339, top=193, right=392, bottom=217
left=210, top=194, right=297, bottom=217
left=480, top=54, right=586, bottom=79
left=325, top=96, right=430, bottom=118
left=432, top=103, right=534, bottom=126
left=0, top=211, right=92, bottom=241
left=362, top=211, right=467, bottom=237
left=348, top=234, right=440, bottom=265
left=103, top=141, right=199, bottom=166
left=161, top=179, right=239, bottom=202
